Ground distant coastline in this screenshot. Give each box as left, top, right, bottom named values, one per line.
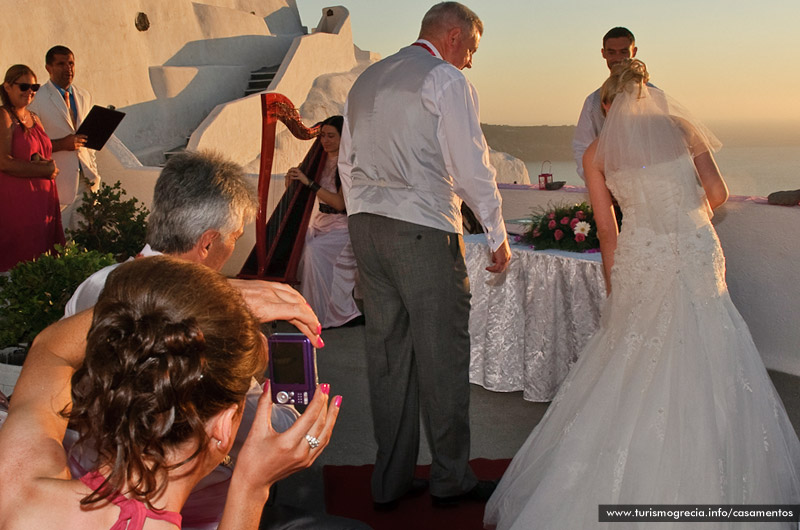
left=481, top=121, right=800, bottom=164
left=482, top=124, right=575, bottom=162
left=483, top=122, right=799, bottom=198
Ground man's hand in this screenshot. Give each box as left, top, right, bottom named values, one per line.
left=31, top=158, right=58, bottom=180
left=485, top=238, right=511, bottom=274
left=52, top=134, right=87, bottom=152
left=228, top=279, right=323, bottom=347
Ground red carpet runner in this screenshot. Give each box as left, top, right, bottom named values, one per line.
left=323, top=458, right=511, bottom=530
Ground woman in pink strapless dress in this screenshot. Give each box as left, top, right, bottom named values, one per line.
left=0, top=64, right=64, bottom=272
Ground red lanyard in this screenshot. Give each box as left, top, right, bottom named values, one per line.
left=411, top=42, right=435, bottom=56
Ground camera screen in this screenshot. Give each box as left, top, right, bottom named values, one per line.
left=271, top=341, right=306, bottom=384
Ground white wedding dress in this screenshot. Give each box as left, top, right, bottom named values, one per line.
left=485, top=89, right=800, bottom=529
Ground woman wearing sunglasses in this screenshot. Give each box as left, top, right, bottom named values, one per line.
left=0, top=64, right=64, bottom=272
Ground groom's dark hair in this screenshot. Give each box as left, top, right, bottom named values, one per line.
left=603, top=27, right=635, bottom=46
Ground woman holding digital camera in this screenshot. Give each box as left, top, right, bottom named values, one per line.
left=0, top=64, right=64, bottom=272
left=0, top=256, right=340, bottom=529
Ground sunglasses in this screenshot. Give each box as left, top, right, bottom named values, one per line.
left=14, top=82, right=41, bottom=93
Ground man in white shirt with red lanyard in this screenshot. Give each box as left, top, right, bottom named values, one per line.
left=339, top=1, right=511, bottom=511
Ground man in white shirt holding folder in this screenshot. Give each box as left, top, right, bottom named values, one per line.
left=30, top=45, right=101, bottom=230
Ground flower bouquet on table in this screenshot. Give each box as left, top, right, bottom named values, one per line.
left=516, top=201, right=600, bottom=252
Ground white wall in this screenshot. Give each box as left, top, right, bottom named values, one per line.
left=499, top=186, right=800, bottom=376
left=187, top=6, right=358, bottom=169
left=0, top=0, right=302, bottom=164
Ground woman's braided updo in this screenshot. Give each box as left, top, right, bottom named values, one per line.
left=67, top=256, right=265, bottom=506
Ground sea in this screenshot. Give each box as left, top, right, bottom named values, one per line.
left=525, top=146, right=799, bottom=198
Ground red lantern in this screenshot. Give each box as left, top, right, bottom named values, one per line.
left=538, top=160, right=553, bottom=189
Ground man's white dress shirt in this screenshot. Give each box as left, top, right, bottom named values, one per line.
left=339, top=39, right=507, bottom=252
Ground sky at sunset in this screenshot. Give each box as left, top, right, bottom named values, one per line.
left=297, top=1, right=800, bottom=131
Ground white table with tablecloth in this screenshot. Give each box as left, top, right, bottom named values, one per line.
left=464, top=234, right=607, bottom=401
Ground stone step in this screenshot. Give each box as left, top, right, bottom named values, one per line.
left=251, top=65, right=280, bottom=74
left=244, top=65, right=280, bottom=96
left=161, top=144, right=188, bottom=165
left=247, top=79, right=272, bottom=90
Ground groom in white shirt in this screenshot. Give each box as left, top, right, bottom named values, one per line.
left=340, top=1, right=510, bottom=511
left=572, top=27, right=638, bottom=180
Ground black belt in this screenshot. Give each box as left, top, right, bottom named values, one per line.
left=319, top=203, right=346, bottom=215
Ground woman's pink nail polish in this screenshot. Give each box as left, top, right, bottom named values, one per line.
left=333, top=395, right=342, bottom=408
left=316, top=324, right=322, bottom=335
left=320, top=383, right=330, bottom=395
left=318, top=337, right=325, bottom=348
left=261, top=380, right=270, bottom=393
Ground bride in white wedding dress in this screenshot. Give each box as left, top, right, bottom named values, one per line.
left=484, top=59, right=800, bottom=529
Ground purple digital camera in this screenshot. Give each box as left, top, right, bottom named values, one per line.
left=267, top=333, right=318, bottom=405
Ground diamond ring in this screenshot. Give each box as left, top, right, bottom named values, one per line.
left=305, top=434, right=320, bottom=449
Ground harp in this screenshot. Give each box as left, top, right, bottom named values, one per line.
left=239, top=93, right=322, bottom=282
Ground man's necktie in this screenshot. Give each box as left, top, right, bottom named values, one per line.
left=63, top=90, right=76, bottom=128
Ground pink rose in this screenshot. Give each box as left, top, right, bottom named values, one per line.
left=548, top=212, right=556, bottom=219
left=576, top=210, right=586, bottom=220
left=548, top=220, right=556, bottom=230
left=554, top=229, right=564, bottom=241
left=570, top=218, right=580, bottom=229
left=514, top=235, right=522, bottom=243
left=533, top=228, right=541, bottom=237
left=575, top=233, right=586, bottom=242
left=560, top=216, right=570, bottom=225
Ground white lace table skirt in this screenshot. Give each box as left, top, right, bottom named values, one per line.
left=465, top=235, right=606, bottom=401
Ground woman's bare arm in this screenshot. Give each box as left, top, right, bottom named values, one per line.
left=0, top=311, right=93, bottom=513
left=285, top=167, right=346, bottom=211
left=583, top=140, right=618, bottom=295
left=693, top=151, right=728, bottom=210
left=0, top=109, right=58, bottom=179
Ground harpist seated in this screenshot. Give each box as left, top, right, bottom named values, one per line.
left=285, top=115, right=362, bottom=328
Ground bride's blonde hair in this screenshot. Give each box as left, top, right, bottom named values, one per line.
left=600, top=59, right=650, bottom=115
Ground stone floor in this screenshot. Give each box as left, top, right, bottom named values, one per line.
left=267, top=321, right=800, bottom=523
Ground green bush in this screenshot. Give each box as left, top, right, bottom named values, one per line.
left=67, top=181, right=149, bottom=262
left=0, top=243, right=114, bottom=351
